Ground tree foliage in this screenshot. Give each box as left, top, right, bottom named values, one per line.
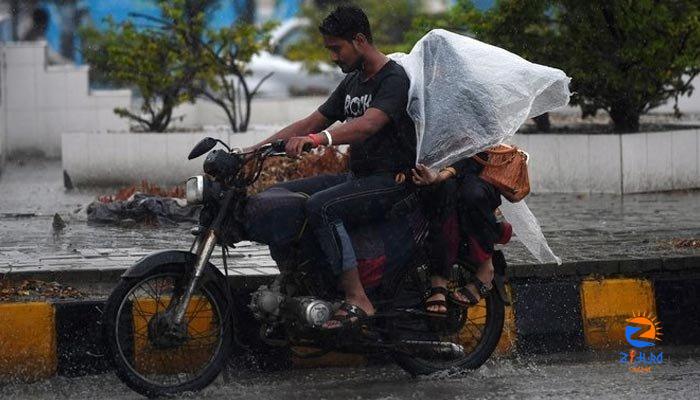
left=80, top=17, right=195, bottom=132
left=80, top=0, right=274, bottom=132
left=555, top=0, right=700, bottom=132
left=407, top=0, right=700, bottom=132
left=285, top=0, right=423, bottom=70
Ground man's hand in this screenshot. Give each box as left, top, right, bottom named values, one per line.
left=411, top=163, right=440, bottom=186
left=285, top=136, right=317, bottom=157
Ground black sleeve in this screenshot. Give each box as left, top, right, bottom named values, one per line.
left=318, top=77, right=347, bottom=122
left=369, top=73, right=409, bottom=125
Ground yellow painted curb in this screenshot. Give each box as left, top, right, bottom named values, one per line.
left=580, top=278, right=656, bottom=350
left=0, top=302, right=57, bottom=381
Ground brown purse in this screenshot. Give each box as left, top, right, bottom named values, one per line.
left=472, top=144, right=530, bottom=202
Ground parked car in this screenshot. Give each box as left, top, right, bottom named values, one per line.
left=245, top=18, right=343, bottom=98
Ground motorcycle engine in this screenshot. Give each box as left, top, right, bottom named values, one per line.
left=249, top=287, right=333, bottom=328
left=249, top=285, right=284, bottom=321
left=290, top=297, right=334, bottom=328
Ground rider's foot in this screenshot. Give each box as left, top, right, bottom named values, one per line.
left=322, top=296, right=375, bottom=330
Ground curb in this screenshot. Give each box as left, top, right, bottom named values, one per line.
left=1, top=263, right=699, bottom=382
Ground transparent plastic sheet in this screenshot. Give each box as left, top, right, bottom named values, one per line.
left=391, top=29, right=570, bottom=265
left=500, top=198, right=561, bottom=265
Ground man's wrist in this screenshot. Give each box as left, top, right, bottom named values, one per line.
left=308, top=133, right=323, bottom=147
left=308, top=130, right=333, bottom=147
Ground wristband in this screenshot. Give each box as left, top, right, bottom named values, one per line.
left=308, top=133, right=323, bottom=147
left=321, top=130, right=333, bottom=146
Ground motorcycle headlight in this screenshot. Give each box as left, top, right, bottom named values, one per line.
left=186, top=175, right=205, bottom=205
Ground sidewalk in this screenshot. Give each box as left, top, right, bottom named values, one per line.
left=1, top=160, right=699, bottom=290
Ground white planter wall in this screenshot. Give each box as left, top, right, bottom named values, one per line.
left=63, top=129, right=700, bottom=192
left=0, top=42, right=131, bottom=158
left=62, top=129, right=274, bottom=186
left=170, top=96, right=327, bottom=128
left=509, top=129, right=700, bottom=193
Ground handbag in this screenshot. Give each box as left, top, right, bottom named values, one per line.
left=472, top=144, right=530, bottom=202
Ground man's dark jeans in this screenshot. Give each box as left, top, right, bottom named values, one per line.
left=273, top=172, right=410, bottom=276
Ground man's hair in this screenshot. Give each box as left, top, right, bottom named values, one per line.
left=318, top=5, right=373, bottom=44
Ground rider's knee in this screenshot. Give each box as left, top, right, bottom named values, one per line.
left=305, top=194, right=326, bottom=221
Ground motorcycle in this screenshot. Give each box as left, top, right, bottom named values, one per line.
left=103, top=137, right=511, bottom=397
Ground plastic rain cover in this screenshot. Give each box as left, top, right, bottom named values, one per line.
left=391, top=29, right=569, bottom=264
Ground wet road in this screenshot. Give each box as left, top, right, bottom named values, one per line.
left=2, top=347, right=699, bottom=399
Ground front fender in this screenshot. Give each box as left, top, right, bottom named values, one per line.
left=122, top=249, right=227, bottom=289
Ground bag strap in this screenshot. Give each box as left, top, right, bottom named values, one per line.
left=487, top=146, right=519, bottom=155
left=472, top=152, right=517, bottom=167
left=472, top=145, right=524, bottom=167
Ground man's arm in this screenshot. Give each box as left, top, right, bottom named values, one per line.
left=322, top=108, right=389, bottom=144
left=250, top=110, right=332, bottom=150
left=285, top=108, right=390, bottom=156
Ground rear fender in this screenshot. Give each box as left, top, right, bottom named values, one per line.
left=491, top=250, right=511, bottom=306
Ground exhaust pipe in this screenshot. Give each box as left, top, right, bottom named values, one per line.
left=400, top=340, right=466, bottom=360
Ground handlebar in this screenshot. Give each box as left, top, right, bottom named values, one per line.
left=264, top=139, right=313, bottom=156
left=233, top=138, right=314, bottom=188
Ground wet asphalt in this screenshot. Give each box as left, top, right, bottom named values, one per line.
left=2, top=347, right=699, bottom=399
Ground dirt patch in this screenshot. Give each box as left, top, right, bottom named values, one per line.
left=0, top=279, right=85, bottom=302
left=658, top=238, right=700, bottom=250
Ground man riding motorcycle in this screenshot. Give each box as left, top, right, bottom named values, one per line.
left=247, top=5, right=416, bottom=330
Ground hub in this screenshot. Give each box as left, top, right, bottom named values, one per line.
left=148, top=312, right=189, bottom=349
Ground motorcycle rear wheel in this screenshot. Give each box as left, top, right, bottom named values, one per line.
left=103, top=264, right=233, bottom=398
left=388, top=263, right=506, bottom=376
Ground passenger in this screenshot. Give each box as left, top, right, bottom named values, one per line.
left=411, top=155, right=511, bottom=316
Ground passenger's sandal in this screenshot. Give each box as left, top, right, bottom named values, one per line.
left=424, top=286, right=450, bottom=318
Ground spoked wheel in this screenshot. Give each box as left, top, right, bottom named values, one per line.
left=103, top=264, right=233, bottom=398
left=388, top=263, right=505, bottom=376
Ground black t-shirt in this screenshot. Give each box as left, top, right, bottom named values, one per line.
left=318, top=60, right=416, bottom=176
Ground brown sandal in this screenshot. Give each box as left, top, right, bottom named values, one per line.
left=450, top=276, right=493, bottom=308
left=321, top=302, right=369, bottom=331
left=424, top=286, right=449, bottom=318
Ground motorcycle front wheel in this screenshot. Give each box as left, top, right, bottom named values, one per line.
left=103, top=264, right=233, bottom=398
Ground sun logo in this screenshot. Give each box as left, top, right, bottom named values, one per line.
left=624, top=313, right=663, bottom=349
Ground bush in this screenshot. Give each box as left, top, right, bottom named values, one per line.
left=435, top=0, right=700, bottom=133
left=80, top=0, right=274, bottom=133
left=80, top=18, right=195, bottom=132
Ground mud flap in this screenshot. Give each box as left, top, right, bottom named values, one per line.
left=492, top=250, right=511, bottom=305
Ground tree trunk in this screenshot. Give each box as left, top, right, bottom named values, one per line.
left=609, top=102, right=640, bottom=133
left=532, top=113, right=551, bottom=132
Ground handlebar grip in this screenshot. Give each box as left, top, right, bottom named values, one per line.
left=270, top=139, right=313, bottom=155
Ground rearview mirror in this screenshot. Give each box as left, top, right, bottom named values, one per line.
left=188, top=137, right=218, bottom=160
